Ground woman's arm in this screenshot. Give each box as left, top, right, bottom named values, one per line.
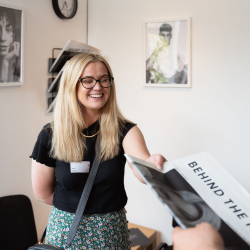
left=31, top=159, right=55, bottom=205
left=122, top=125, right=166, bottom=183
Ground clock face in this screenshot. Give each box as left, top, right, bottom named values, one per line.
left=52, top=0, right=78, bottom=19
left=58, top=0, right=76, bottom=18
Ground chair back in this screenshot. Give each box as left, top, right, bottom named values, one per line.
left=0, top=194, right=38, bottom=250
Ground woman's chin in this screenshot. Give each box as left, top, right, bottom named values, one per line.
left=83, top=104, right=105, bottom=113
left=0, top=51, right=8, bottom=56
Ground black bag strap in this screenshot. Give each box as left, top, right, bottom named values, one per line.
left=39, top=227, right=47, bottom=244
left=66, top=149, right=100, bottom=248
left=39, top=147, right=101, bottom=248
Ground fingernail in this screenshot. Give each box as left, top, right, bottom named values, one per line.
left=157, top=165, right=161, bottom=170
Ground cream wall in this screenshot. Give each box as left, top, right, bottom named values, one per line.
left=88, top=0, right=250, bottom=245
left=0, top=0, right=87, bottom=238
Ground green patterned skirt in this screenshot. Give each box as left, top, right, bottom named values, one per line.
left=45, top=206, right=131, bottom=250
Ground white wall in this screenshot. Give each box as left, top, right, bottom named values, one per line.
left=1, top=0, right=250, bottom=245
left=0, top=0, right=87, bottom=238
left=88, top=0, right=250, bottom=245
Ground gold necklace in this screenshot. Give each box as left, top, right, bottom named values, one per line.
left=82, top=129, right=100, bottom=138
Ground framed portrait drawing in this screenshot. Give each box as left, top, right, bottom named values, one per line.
left=0, top=4, right=24, bottom=87
left=143, top=18, right=191, bottom=88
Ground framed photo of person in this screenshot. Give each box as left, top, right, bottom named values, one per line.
left=0, top=4, right=24, bottom=87
left=143, top=17, right=191, bottom=88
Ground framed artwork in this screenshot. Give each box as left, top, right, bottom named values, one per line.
left=143, top=17, right=191, bottom=88
left=0, top=4, right=24, bottom=87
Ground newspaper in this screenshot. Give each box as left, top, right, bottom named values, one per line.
left=48, top=62, right=68, bottom=93
left=125, top=152, right=250, bottom=250
left=49, top=40, right=100, bottom=72
left=46, top=96, right=57, bottom=114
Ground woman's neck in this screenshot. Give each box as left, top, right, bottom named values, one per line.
left=81, top=107, right=100, bottom=128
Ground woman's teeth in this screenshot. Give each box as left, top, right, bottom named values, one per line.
left=89, top=94, right=103, bottom=98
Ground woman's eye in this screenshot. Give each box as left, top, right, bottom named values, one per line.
left=100, top=78, right=108, bottom=82
left=5, top=26, right=13, bottom=34
left=83, top=80, right=93, bottom=84
left=6, top=28, right=13, bottom=34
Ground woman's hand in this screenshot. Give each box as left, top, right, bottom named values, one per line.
left=4, top=41, right=20, bottom=60
left=123, top=125, right=167, bottom=183
left=0, top=41, right=20, bottom=82
left=146, top=154, right=167, bottom=171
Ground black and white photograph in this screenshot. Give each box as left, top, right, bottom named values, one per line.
left=144, top=18, right=191, bottom=87
left=0, top=5, right=23, bottom=86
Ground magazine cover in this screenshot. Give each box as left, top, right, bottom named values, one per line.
left=125, top=152, right=250, bottom=250
left=49, top=40, right=100, bottom=73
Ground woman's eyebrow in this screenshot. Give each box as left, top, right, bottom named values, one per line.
left=83, top=74, right=109, bottom=78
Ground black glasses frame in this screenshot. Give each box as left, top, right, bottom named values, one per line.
left=78, top=76, right=114, bottom=89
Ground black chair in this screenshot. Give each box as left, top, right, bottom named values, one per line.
left=0, top=194, right=38, bottom=250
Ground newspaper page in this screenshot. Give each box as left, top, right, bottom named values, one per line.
left=46, top=96, right=57, bottom=113
left=49, top=40, right=100, bottom=73
left=125, top=152, right=250, bottom=250
left=48, top=61, right=68, bottom=93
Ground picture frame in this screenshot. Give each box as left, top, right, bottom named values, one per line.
left=143, top=17, right=191, bottom=88
left=0, top=4, right=24, bottom=87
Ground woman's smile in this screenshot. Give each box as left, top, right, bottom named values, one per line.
left=88, top=93, right=104, bottom=98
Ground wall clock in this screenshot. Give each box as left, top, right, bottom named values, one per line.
left=52, top=0, right=78, bottom=19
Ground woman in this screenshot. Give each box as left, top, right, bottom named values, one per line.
left=31, top=53, right=166, bottom=249
left=0, top=7, right=20, bottom=83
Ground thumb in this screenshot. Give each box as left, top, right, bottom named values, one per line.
left=172, top=227, right=183, bottom=244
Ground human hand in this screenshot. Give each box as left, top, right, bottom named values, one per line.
left=172, top=223, right=224, bottom=250
left=146, top=154, right=167, bottom=171
left=156, top=37, right=169, bottom=51
left=4, top=41, right=20, bottom=61
left=0, top=41, right=20, bottom=82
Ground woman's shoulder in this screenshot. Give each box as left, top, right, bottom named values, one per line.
left=37, top=122, right=53, bottom=145
left=124, top=121, right=136, bottom=129
left=30, top=122, right=56, bottom=166
left=121, top=120, right=137, bottom=138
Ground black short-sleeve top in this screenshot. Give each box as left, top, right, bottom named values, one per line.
left=30, top=121, right=136, bottom=214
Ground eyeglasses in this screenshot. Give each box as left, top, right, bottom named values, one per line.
left=78, top=76, right=114, bottom=89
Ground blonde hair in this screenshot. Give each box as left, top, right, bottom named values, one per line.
left=51, top=52, right=128, bottom=162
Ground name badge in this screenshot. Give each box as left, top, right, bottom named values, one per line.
left=70, top=161, right=90, bottom=173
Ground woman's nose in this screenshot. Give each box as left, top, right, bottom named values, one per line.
left=93, top=80, right=102, bottom=90
left=0, top=28, right=6, bottom=42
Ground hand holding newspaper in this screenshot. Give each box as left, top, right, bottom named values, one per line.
left=125, top=152, right=250, bottom=250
